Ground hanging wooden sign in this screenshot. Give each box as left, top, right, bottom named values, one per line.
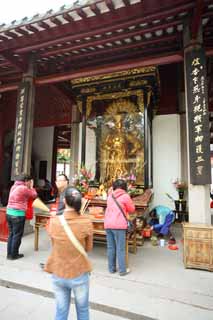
left=11, top=82, right=30, bottom=180
left=185, top=47, right=211, bottom=185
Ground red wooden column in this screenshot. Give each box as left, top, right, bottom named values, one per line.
left=81, top=97, right=87, bottom=166
left=0, top=108, right=3, bottom=179
left=11, top=55, right=36, bottom=179
left=70, top=104, right=80, bottom=180
left=0, top=105, right=9, bottom=241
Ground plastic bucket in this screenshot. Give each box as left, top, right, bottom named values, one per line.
left=160, top=239, right=165, bottom=247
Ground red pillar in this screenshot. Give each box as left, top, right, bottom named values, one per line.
left=0, top=110, right=9, bottom=241
left=0, top=110, right=3, bottom=174
left=0, top=108, right=5, bottom=203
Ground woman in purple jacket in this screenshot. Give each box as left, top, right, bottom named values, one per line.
left=104, top=179, right=135, bottom=276
left=6, top=174, right=37, bottom=260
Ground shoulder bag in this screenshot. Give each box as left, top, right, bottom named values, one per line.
left=111, top=194, right=134, bottom=233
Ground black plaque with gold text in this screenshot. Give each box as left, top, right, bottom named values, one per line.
left=11, top=82, right=30, bottom=180
left=185, top=47, right=211, bottom=185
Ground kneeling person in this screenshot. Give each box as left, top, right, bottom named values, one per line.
left=149, top=205, right=174, bottom=237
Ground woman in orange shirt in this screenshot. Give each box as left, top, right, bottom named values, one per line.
left=45, top=187, right=93, bottom=320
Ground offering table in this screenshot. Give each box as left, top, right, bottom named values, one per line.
left=34, top=189, right=152, bottom=252
left=34, top=211, right=51, bottom=251
left=34, top=212, right=136, bottom=266
left=86, top=214, right=137, bottom=266
left=88, top=188, right=153, bottom=216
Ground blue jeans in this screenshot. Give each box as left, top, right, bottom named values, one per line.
left=106, top=229, right=126, bottom=273
left=6, top=215, right=25, bottom=257
left=52, top=272, right=90, bottom=320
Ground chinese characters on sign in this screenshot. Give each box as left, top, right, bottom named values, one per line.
left=185, top=48, right=211, bottom=184
left=11, top=82, right=29, bottom=180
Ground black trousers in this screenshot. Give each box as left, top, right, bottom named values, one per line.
left=6, top=215, right=25, bottom=257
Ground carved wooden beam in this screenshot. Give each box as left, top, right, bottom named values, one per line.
left=35, top=53, right=183, bottom=85
left=50, top=17, right=63, bottom=26
left=0, top=51, right=27, bottom=72
left=46, top=36, right=179, bottom=72
left=38, top=21, right=51, bottom=30
left=0, top=82, right=19, bottom=92
left=0, top=35, right=8, bottom=41
left=40, top=20, right=181, bottom=59
left=105, top=0, right=115, bottom=11
left=25, top=24, right=40, bottom=33
left=62, top=13, right=74, bottom=23
left=65, top=46, right=180, bottom=71
left=4, top=31, right=18, bottom=39
left=0, top=2, right=194, bottom=54
left=90, top=4, right=101, bottom=16
left=76, top=8, right=88, bottom=19
left=0, top=73, right=22, bottom=82
left=0, top=52, right=183, bottom=92
left=15, top=27, right=30, bottom=37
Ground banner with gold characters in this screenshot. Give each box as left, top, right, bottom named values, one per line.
left=185, top=47, right=211, bottom=185
left=11, top=82, right=30, bottom=180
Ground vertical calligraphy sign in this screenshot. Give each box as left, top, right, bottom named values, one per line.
left=185, top=47, right=211, bottom=184
left=11, top=82, right=30, bottom=180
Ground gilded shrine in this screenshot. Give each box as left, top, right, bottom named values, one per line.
left=71, top=67, right=160, bottom=188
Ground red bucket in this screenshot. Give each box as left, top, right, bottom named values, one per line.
left=142, top=228, right=152, bottom=238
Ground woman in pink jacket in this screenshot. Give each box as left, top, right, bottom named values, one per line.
left=6, top=174, right=37, bottom=260
left=104, top=179, right=135, bottom=276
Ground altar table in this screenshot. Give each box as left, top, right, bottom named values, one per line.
left=34, top=212, right=137, bottom=266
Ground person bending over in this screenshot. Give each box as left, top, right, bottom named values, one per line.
left=149, top=205, right=175, bottom=237
left=6, top=174, right=37, bottom=260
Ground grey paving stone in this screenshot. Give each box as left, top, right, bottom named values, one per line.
left=0, top=226, right=213, bottom=320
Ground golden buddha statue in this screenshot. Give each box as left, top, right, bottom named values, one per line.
left=100, top=114, right=143, bottom=185
left=103, top=115, right=128, bottom=182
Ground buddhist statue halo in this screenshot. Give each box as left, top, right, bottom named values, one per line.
left=105, top=98, right=139, bottom=115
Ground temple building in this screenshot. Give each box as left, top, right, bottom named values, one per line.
left=0, top=0, right=212, bottom=231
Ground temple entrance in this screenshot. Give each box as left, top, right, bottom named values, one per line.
left=55, top=125, right=72, bottom=177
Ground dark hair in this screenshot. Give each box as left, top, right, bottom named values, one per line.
left=17, top=174, right=32, bottom=182
left=112, top=179, right=127, bottom=191
left=64, top=187, right=82, bottom=213
left=58, top=173, right=69, bottom=183
left=149, top=208, right=157, bottom=218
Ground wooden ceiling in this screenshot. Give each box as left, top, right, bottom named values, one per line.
left=0, top=0, right=212, bottom=91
